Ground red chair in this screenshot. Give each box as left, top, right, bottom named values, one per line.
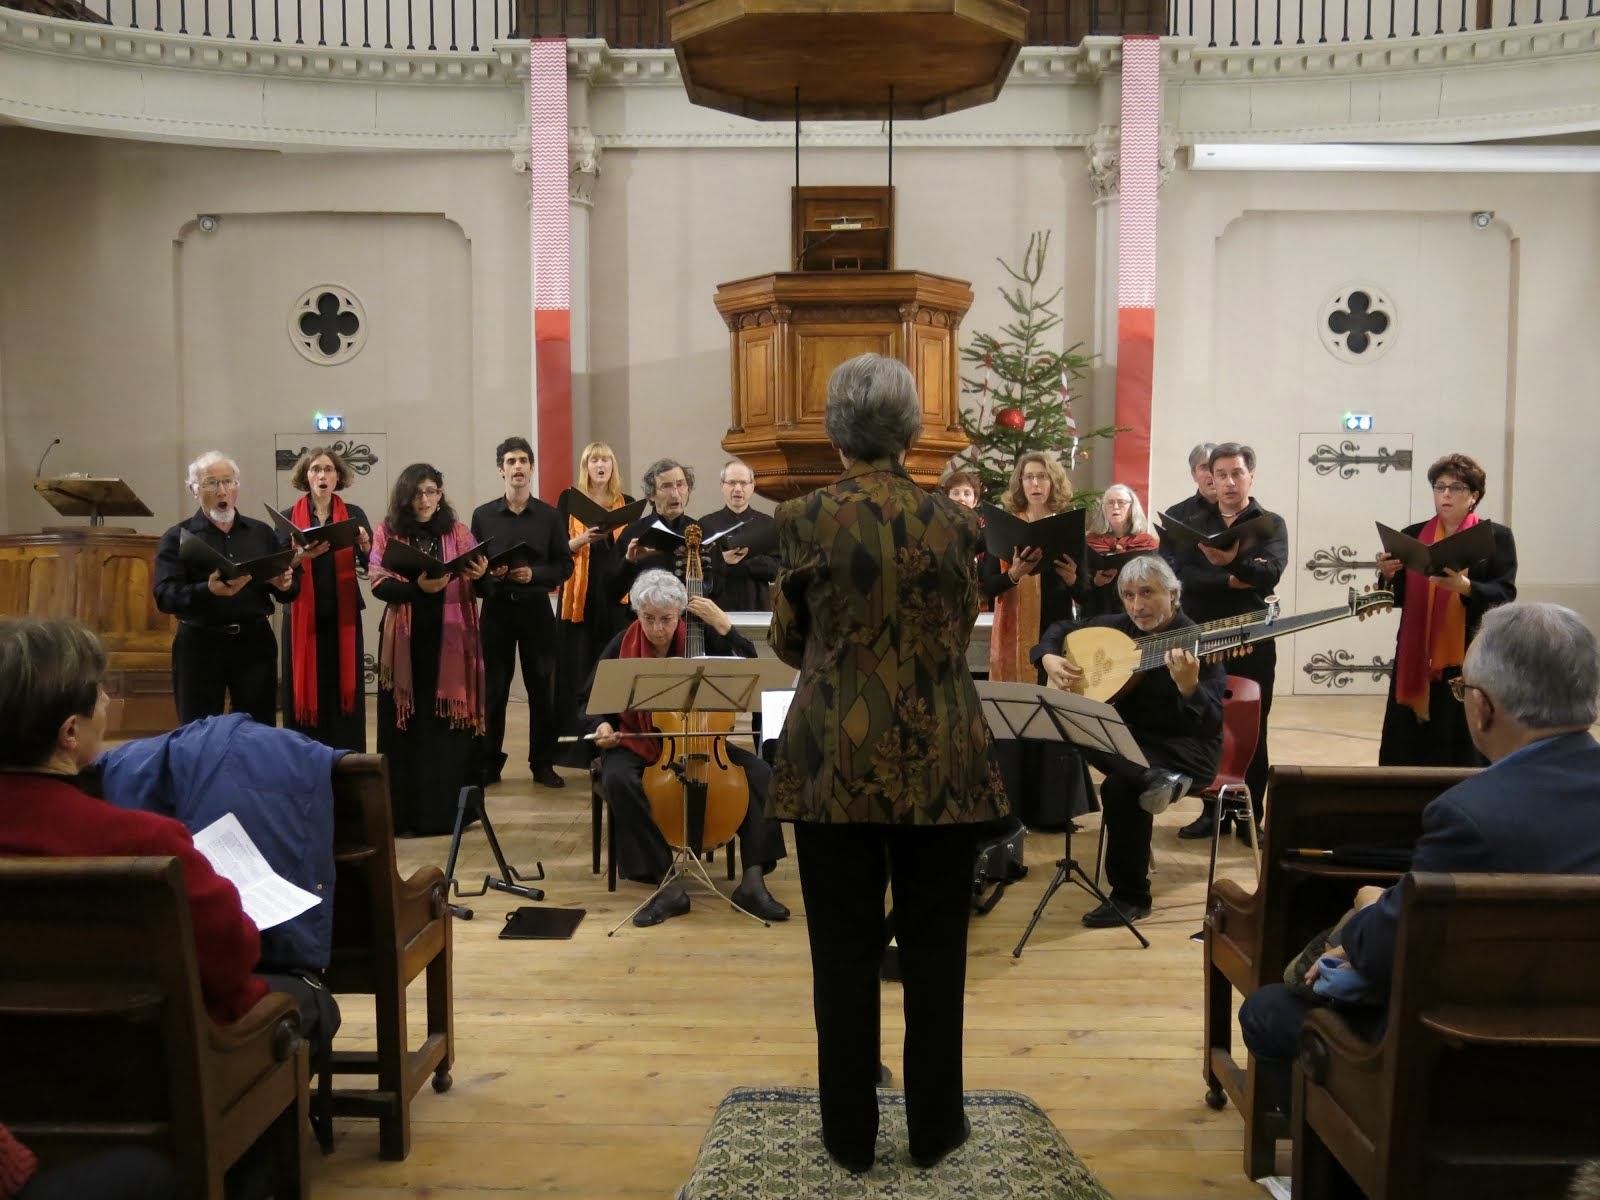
left=1200, top=675, right=1264, bottom=893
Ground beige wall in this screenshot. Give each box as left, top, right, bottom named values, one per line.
left=0, top=128, right=532, bottom=535
left=1152, top=166, right=1600, bottom=631
left=583, top=143, right=1098, bottom=507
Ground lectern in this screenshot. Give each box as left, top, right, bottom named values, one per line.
left=0, top=478, right=175, bottom=735
left=33, top=476, right=153, bottom=527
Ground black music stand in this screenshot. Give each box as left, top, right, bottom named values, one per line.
left=441, top=785, right=546, bottom=919
left=587, top=655, right=796, bottom=936
left=977, top=681, right=1151, bottom=954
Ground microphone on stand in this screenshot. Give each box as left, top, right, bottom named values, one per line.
left=35, top=438, right=61, bottom=478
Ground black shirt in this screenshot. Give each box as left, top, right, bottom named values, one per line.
left=154, top=510, right=298, bottom=626
left=1163, top=496, right=1288, bottom=625
left=469, top=495, right=574, bottom=624
left=608, top=509, right=691, bottom=595
left=1164, top=490, right=1218, bottom=527
left=697, top=505, right=778, bottom=612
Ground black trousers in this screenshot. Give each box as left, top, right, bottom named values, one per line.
left=793, top=821, right=981, bottom=1166
left=1238, top=981, right=1387, bottom=1115
left=171, top=619, right=276, bottom=727
left=597, top=743, right=787, bottom=883
left=17, top=1147, right=177, bottom=1200
left=481, top=598, right=559, bottom=775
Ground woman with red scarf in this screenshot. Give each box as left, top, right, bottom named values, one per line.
left=1377, top=452, right=1517, bottom=766
left=279, top=448, right=373, bottom=752
left=1082, top=482, right=1160, bottom=618
left=369, top=464, right=489, bottom=837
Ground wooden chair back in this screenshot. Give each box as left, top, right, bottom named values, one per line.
left=325, top=753, right=454, bottom=1160
left=1201, top=763, right=1476, bottom=1178
left=0, top=856, right=306, bottom=1197
left=1296, top=871, right=1600, bottom=1200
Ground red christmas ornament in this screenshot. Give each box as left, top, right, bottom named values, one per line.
left=995, top=406, right=1025, bottom=431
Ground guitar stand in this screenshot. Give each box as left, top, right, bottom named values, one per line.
left=1013, top=825, right=1150, bottom=956
left=442, top=785, right=545, bottom=920
left=609, top=839, right=769, bottom=937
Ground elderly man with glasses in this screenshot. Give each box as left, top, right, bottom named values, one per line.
left=1237, top=601, right=1600, bottom=1116
left=154, top=450, right=298, bottom=727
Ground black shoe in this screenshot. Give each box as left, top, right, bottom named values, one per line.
left=877, top=1062, right=893, bottom=1088
left=1178, top=811, right=1223, bottom=840
left=1139, top=769, right=1190, bottom=815
left=1081, top=897, right=1151, bottom=928
left=910, top=1115, right=972, bottom=1169
left=480, top=771, right=502, bottom=788
left=633, top=888, right=690, bottom=927
left=532, top=765, right=565, bottom=789
left=825, top=1142, right=875, bottom=1175
left=730, top=881, right=790, bottom=922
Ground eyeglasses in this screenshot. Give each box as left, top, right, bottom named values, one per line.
left=414, top=487, right=442, bottom=500
left=1448, top=677, right=1484, bottom=703
left=199, top=478, right=239, bottom=492
left=1021, top=473, right=1052, bottom=484
left=1432, top=482, right=1471, bottom=495
left=307, top=464, right=338, bottom=476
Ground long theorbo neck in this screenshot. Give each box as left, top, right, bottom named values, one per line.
left=1125, top=588, right=1384, bottom=672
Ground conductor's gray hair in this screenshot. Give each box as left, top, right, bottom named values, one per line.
left=186, top=450, right=240, bottom=491
left=642, top=458, right=695, bottom=498
left=823, top=353, right=923, bottom=462
left=1117, top=553, right=1181, bottom=604
left=630, top=569, right=688, bottom=615
left=1464, top=602, right=1600, bottom=728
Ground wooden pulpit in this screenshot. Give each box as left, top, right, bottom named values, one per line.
left=1, top=479, right=177, bottom=735
left=716, top=269, right=974, bottom=501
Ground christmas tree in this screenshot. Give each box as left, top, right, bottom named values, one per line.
left=954, top=230, right=1119, bottom=505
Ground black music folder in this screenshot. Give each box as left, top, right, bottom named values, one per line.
left=1376, top=521, right=1495, bottom=576
left=559, top=489, right=649, bottom=531
left=378, top=538, right=492, bottom=580
left=1157, top=511, right=1278, bottom=554
left=483, top=542, right=532, bottom=572
left=709, top=517, right=778, bottom=558
left=632, top=519, right=742, bottom=558
left=178, top=529, right=297, bottom=584
left=978, top=505, right=1087, bottom=567
left=1088, top=546, right=1156, bottom=573
left=265, top=504, right=364, bottom=552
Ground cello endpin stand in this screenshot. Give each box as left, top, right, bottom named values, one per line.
left=608, top=842, right=769, bottom=936
left=443, top=785, right=546, bottom=920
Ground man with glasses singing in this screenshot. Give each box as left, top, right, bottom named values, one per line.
left=698, top=459, right=779, bottom=613
left=1238, top=601, right=1600, bottom=1115
left=154, top=450, right=298, bottom=726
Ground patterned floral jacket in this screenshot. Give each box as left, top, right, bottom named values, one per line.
left=768, top=459, right=1009, bottom=826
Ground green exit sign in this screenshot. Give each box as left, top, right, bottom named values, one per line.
left=1343, top=412, right=1374, bottom=432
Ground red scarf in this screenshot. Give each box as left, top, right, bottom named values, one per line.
left=617, top=617, right=685, bottom=760
left=289, top=493, right=360, bottom=726
left=1394, top=512, right=1478, bottom=722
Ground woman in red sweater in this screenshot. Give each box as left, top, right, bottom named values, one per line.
left=0, top=617, right=267, bottom=1025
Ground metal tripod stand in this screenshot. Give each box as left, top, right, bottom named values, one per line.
left=441, top=784, right=546, bottom=920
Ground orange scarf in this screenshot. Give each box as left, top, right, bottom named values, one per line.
left=559, top=495, right=628, bottom=623
left=1394, top=513, right=1477, bottom=722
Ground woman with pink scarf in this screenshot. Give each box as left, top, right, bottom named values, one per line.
left=369, top=463, right=489, bottom=836
left=1376, top=452, right=1517, bottom=766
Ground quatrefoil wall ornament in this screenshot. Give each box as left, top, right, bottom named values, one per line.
left=289, top=286, right=367, bottom=366
left=1319, top=284, right=1396, bottom=364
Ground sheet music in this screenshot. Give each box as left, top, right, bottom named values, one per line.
left=192, top=813, right=321, bottom=931
left=761, top=689, right=795, bottom=744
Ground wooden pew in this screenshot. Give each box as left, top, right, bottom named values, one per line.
left=1201, top=764, right=1476, bottom=1179
left=1294, top=872, right=1600, bottom=1200
left=0, top=856, right=308, bottom=1199
left=326, top=753, right=454, bottom=1160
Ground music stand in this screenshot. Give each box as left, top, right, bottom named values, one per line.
left=588, top=655, right=797, bottom=936
left=976, top=681, right=1152, bottom=954
left=34, top=477, right=153, bottom=528
left=441, top=785, right=546, bottom=919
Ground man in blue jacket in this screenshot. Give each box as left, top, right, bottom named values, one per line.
left=1239, top=601, right=1600, bottom=1112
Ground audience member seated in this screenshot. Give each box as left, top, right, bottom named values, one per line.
left=0, top=1123, right=177, bottom=1200
left=1031, top=555, right=1225, bottom=927
left=0, top=617, right=267, bottom=1025
left=1239, top=601, right=1600, bottom=1113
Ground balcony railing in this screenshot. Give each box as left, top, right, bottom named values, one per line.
left=12, top=0, right=1596, bottom=55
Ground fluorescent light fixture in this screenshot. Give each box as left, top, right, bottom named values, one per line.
left=1190, top=143, right=1600, bottom=172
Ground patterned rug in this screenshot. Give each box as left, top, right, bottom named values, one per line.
left=678, top=1086, right=1115, bottom=1199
